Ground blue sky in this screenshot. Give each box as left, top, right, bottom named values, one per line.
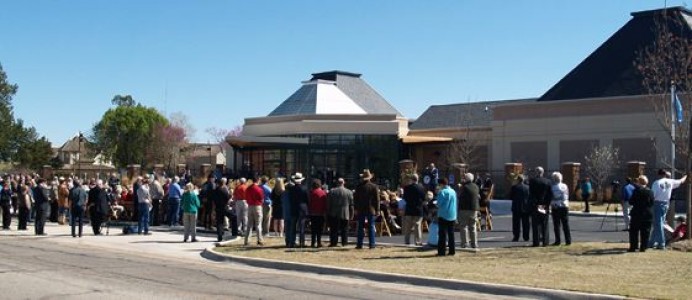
left=0, top=0, right=678, bottom=144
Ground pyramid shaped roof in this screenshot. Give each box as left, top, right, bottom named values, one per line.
left=268, top=71, right=402, bottom=117
left=539, top=7, right=692, bottom=101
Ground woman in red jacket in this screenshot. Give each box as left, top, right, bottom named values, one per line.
left=308, top=179, right=327, bottom=248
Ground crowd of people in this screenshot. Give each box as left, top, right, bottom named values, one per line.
left=0, top=165, right=688, bottom=253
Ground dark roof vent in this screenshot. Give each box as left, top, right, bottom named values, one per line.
left=310, top=70, right=362, bottom=81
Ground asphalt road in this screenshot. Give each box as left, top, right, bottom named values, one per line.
left=0, top=236, right=525, bottom=300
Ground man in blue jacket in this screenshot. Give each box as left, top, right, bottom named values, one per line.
left=436, top=177, right=457, bottom=256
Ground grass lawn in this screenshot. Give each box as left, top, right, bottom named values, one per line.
left=217, top=239, right=692, bottom=300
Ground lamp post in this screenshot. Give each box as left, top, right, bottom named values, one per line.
left=77, top=132, right=84, bottom=180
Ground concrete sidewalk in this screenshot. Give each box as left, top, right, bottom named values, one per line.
left=1, top=219, right=627, bottom=299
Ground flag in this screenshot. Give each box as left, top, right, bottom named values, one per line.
left=674, top=92, right=683, bottom=124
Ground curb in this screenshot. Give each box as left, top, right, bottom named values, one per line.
left=202, top=245, right=624, bottom=300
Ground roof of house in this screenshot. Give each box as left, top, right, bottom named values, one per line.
left=59, top=135, right=89, bottom=153
left=410, top=98, right=536, bottom=130
left=268, top=70, right=402, bottom=117
left=539, top=7, right=692, bottom=101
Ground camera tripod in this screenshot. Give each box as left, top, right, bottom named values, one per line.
left=600, top=201, right=621, bottom=231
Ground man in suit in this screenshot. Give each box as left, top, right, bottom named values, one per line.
left=212, top=178, right=232, bottom=242
left=458, top=173, right=480, bottom=249
left=510, top=175, right=531, bottom=242
left=326, top=178, right=354, bottom=247
left=69, top=179, right=87, bottom=238
left=88, top=179, right=110, bottom=235
left=33, top=179, right=51, bottom=235
left=354, top=169, right=380, bottom=249
left=402, top=174, right=426, bottom=246
left=529, top=167, right=552, bottom=247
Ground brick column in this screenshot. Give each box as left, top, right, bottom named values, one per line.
left=127, top=164, right=141, bottom=180
left=561, top=162, right=581, bottom=200
left=200, top=163, right=211, bottom=179
left=451, top=163, right=468, bottom=186
left=41, top=165, right=53, bottom=180
left=398, top=159, right=416, bottom=187
left=153, top=164, right=164, bottom=178
left=504, top=163, right=523, bottom=194
left=176, top=164, right=187, bottom=176
left=626, top=161, right=646, bottom=179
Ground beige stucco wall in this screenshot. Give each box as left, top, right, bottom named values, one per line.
left=491, top=95, right=670, bottom=171
left=242, top=114, right=409, bottom=137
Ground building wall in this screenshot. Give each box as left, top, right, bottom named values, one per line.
left=491, top=95, right=669, bottom=172
left=243, top=114, right=408, bottom=137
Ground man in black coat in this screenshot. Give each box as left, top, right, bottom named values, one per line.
left=628, top=175, right=654, bottom=252
left=402, top=174, right=426, bottom=245
left=212, top=179, right=231, bottom=242
left=529, top=167, right=552, bottom=247
left=510, top=175, right=531, bottom=242
left=287, top=173, right=308, bottom=248
left=33, top=179, right=51, bottom=235
left=88, top=180, right=110, bottom=235
left=69, top=179, right=88, bottom=238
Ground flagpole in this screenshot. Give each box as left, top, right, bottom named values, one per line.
left=672, top=82, right=676, bottom=179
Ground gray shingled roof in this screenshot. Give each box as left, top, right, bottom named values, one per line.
left=268, top=71, right=402, bottom=117
left=410, top=99, right=536, bottom=130
left=540, top=7, right=692, bottom=101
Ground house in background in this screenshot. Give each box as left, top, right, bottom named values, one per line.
left=53, top=134, right=115, bottom=179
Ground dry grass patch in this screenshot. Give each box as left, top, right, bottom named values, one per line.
left=217, top=238, right=692, bottom=299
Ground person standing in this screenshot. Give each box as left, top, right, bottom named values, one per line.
left=308, top=179, right=327, bottom=248
left=0, top=181, right=12, bottom=230
left=200, top=175, right=215, bottom=229
left=629, top=175, right=654, bottom=252
left=150, top=176, right=164, bottom=226
left=283, top=179, right=295, bottom=247
left=288, top=173, right=309, bottom=248
left=260, top=176, right=273, bottom=236
left=181, top=183, right=200, bottom=243
left=57, top=179, right=70, bottom=225
left=88, top=179, right=110, bottom=235
left=458, top=173, right=480, bottom=249
left=621, top=178, right=635, bottom=231
left=649, top=169, right=687, bottom=249
left=213, top=178, right=231, bottom=242
left=510, top=175, right=531, bottom=242
left=580, top=177, right=593, bottom=213
left=244, top=176, right=265, bottom=246
left=436, top=177, right=457, bottom=256
left=132, top=176, right=142, bottom=222
left=271, top=178, right=285, bottom=237
left=69, top=179, right=87, bottom=238
left=167, top=176, right=183, bottom=226
left=402, top=174, right=426, bottom=246
left=354, top=169, right=380, bottom=249
left=530, top=167, right=552, bottom=247
left=550, top=172, right=571, bottom=246
left=33, top=179, right=50, bottom=235
left=233, top=178, right=248, bottom=235
left=326, top=178, right=353, bottom=247
left=17, top=185, right=31, bottom=231
left=136, top=179, right=152, bottom=235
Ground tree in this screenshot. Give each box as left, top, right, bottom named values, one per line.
left=0, top=63, right=19, bottom=161
left=635, top=8, right=692, bottom=238
left=169, top=111, right=196, bottom=141
left=111, top=95, right=136, bottom=107
left=147, top=123, right=188, bottom=172
left=91, top=97, right=168, bottom=169
left=584, top=145, right=620, bottom=202
left=0, top=63, right=54, bottom=171
left=205, top=127, right=229, bottom=144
